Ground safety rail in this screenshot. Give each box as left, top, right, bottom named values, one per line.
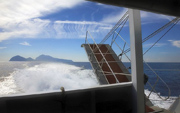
left=92, top=61, right=123, bottom=63
left=85, top=31, right=121, bottom=83
left=98, top=70, right=131, bottom=76
left=84, top=11, right=178, bottom=101
left=112, top=32, right=131, bottom=61
left=144, top=61, right=171, bottom=101
left=85, top=23, right=171, bottom=100
left=107, top=29, right=171, bottom=100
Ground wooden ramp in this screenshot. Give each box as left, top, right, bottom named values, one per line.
left=82, top=44, right=165, bottom=113
left=82, top=44, right=131, bottom=85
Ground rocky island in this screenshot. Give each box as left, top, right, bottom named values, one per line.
left=9, top=55, right=73, bottom=63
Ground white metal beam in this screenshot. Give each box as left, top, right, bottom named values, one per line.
left=128, top=9, right=145, bottom=113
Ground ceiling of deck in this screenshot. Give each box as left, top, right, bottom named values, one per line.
left=87, top=0, right=180, bottom=17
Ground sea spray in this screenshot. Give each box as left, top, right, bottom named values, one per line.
left=12, top=63, right=99, bottom=93
left=0, top=76, right=20, bottom=96
left=0, top=62, right=178, bottom=109
left=145, top=90, right=177, bottom=109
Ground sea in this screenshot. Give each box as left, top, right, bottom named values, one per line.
left=0, top=61, right=180, bottom=109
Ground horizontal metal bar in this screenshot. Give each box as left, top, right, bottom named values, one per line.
left=88, top=53, right=114, bottom=55
left=92, top=61, right=122, bottom=63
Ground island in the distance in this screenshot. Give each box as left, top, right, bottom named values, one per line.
left=9, top=54, right=73, bottom=63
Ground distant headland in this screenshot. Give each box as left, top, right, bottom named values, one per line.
left=9, top=54, right=73, bottom=63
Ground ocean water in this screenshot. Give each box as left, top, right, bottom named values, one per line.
left=0, top=61, right=98, bottom=95
left=123, top=62, right=180, bottom=96
left=0, top=61, right=180, bottom=109
left=124, top=62, right=180, bottom=109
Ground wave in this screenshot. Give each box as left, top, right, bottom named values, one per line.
left=0, top=62, right=177, bottom=109
left=145, top=90, right=176, bottom=109
left=0, top=62, right=99, bottom=95
left=0, top=75, right=19, bottom=96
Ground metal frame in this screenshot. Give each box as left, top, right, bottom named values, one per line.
left=129, top=9, right=145, bottom=113
left=85, top=31, right=120, bottom=83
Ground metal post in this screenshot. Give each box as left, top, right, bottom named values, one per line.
left=128, top=9, right=145, bottom=113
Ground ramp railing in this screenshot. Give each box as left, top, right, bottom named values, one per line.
left=104, top=29, right=171, bottom=100
left=85, top=31, right=120, bottom=83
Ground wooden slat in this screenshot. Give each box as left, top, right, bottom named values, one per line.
left=89, top=44, right=129, bottom=84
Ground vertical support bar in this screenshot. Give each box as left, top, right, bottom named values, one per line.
left=128, top=9, right=145, bottom=113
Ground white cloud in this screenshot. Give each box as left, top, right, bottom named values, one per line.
left=0, top=19, right=51, bottom=42
left=141, top=11, right=175, bottom=25
left=141, top=11, right=174, bottom=21
left=0, top=0, right=83, bottom=26
left=143, top=43, right=166, bottom=48
left=0, top=47, right=7, bottom=49
left=19, top=42, right=31, bottom=46
left=53, top=20, right=112, bottom=39
left=101, top=8, right=128, bottom=24
left=0, top=19, right=112, bottom=41
left=168, top=40, right=180, bottom=48
left=0, top=0, right=176, bottom=42
left=0, top=0, right=84, bottom=41
left=55, top=20, right=109, bottom=25
left=100, top=9, right=175, bottom=25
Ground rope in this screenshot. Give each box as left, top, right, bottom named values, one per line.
left=110, top=15, right=129, bottom=46
left=107, top=16, right=178, bottom=100
left=100, top=11, right=129, bottom=44
left=143, top=19, right=180, bottom=55
left=90, top=12, right=129, bottom=58
left=113, top=24, right=176, bottom=101
left=123, top=17, right=180, bottom=54
left=142, top=17, right=179, bottom=43
left=85, top=12, right=178, bottom=100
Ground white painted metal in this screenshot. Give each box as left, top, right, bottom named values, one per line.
left=128, top=9, right=145, bottom=113
left=169, top=97, right=180, bottom=113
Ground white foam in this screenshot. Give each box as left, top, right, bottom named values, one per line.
left=11, top=63, right=99, bottom=93
left=0, top=62, right=177, bottom=109
left=0, top=76, right=21, bottom=96
left=145, top=90, right=177, bottom=109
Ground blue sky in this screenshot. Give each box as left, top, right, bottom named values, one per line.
left=0, top=0, right=179, bottom=62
